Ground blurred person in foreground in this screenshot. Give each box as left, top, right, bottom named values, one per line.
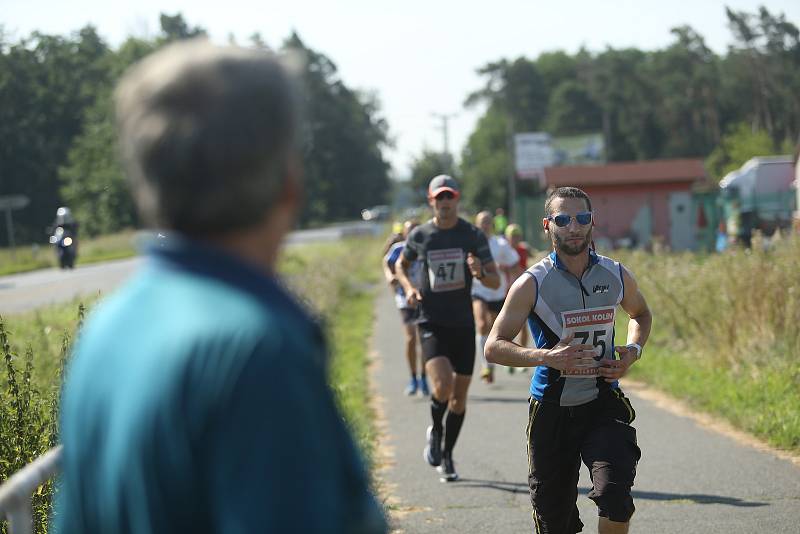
left=54, top=39, right=386, bottom=534
left=486, top=187, right=651, bottom=534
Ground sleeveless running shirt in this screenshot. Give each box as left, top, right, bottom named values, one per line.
left=526, top=250, right=625, bottom=406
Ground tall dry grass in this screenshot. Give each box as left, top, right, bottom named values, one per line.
left=616, top=232, right=800, bottom=449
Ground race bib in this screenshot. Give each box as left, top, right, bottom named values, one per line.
left=560, top=306, right=615, bottom=378
left=427, top=248, right=465, bottom=292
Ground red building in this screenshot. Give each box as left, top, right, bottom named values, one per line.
left=541, top=159, right=709, bottom=251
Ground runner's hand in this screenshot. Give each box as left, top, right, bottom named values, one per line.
left=406, top=288, right=422, bottom=307
left=597, top=345, right=638, bottom=383
left=467, top=253, right=482, bottom=277
left=542, top=333, right=596, bottom=371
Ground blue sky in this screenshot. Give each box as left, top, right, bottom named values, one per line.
left=2, top=0, right=799, bottom=177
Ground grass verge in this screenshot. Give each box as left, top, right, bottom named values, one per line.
left=616, top=234, right=800, bottom=453
left=0, top=236, right=383, bottom=532
left=0, top=231, right=139, bottom=276
left=280, top=238, right=382, bottom=463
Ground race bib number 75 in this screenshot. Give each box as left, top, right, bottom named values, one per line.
left=427, top=248, right=465, bottom=292
left=560, top=306, right=615, bottom=378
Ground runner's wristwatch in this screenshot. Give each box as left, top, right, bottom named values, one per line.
left=626, top=343, right=642, bottom=360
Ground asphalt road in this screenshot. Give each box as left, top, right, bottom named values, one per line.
left=0, top=222, right=380, bottom=315
left=371, top=287, right=800, bottom=533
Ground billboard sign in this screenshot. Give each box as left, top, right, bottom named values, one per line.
left=514, top=132, right=554, bottom=182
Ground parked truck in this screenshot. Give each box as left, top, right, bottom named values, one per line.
left=719, top=156, right=796, bottom=246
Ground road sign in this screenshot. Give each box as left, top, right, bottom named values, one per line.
left=0, top=195, right=29, bottom=210
left=514, top=132, right=554, bottom=183
left=0, top=195, right=30, bottom=254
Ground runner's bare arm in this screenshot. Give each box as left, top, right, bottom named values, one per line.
left=395, top=255, right=421, bottom=305
left=486, top=274, right=596, bottom=369
left=468, top=254, right=501, bottom=289
left=382, top=257, right=397, bottom=288
left=599, top=264, right=652, bottom=382
left=619, top=265, right=651, bottom=347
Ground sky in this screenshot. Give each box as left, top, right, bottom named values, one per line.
left=2, top=0, right=799, bottom=178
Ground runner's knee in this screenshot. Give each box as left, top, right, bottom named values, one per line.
left=448, top=397, right=466, bottom=413
left=592, top=489, right=635, bottom=523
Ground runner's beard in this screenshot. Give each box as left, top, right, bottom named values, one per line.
left=553, top=229, right=592, bottom=256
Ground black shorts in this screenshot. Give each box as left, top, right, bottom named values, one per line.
left=526, top=389, right=641, bottom=532
left=417, top=322, right=475, bottom=376
left=399, top=307, right=419, bottom=325
left=472, top=295, right=504, bottom=314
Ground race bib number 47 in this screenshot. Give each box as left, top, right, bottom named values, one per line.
left=560, top=306, right=615, bottom=378
left=427, top=248, right=465, bottom=292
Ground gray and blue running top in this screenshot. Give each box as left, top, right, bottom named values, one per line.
left=526, top=250, right=625, bottom=406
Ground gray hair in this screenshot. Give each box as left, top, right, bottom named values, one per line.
left=115, top=38, right=301, bottom=235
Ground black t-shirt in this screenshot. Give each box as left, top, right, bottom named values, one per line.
left=403, top=218, right=493, bottom=327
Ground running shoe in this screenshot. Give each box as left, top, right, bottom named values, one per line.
left=404, top=376, right=418, bottom=396
left=423, top=425, right=442, bottom=467
left=480, top=367, right=494, bottom=384
left=419, top=375, right=430, bottom=397
left=438, top=454, right=458, bottom=482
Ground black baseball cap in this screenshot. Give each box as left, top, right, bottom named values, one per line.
left=428, top=174, right=460, bottom=199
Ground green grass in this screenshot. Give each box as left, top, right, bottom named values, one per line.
left=0, top=230, right=139, bottom=276
left=616, top=233, right=800, bottom=452
left=0, top=235, right=384, bottom=532
left=280, top=238, right=382, bottom=462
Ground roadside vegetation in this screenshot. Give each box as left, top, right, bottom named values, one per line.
left=0, top=236, right=382, bottom=533
left=617, top=233, right=800, bottom=453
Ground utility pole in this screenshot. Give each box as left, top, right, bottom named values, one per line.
left=431, top=112, right=458, bottom=162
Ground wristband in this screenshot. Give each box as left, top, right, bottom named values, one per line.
left=626, top=343, right=642, bottom=359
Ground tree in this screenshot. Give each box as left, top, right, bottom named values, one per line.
left=545, top=80, right=602, bottom=136
left=724, top=6, right=800, bottom=145
left=466, top=57, right=548, bottom=132
left=648, top=26, right=721, bottom=157
left=460, top=105, right=511, bottom=212
left=706, top=122, right=792, bottom=180
left=0, top=26, right=110, bottom=245
left=408, top=149, right=457, bottom=201
left=283, top=33, right=391, bottom=225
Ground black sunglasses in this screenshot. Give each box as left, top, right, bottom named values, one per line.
left=434, top=191, right=456, bottom=200
left=547, top=211, right=592, bottom=227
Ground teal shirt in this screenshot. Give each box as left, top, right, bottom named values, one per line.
left=54, top=237, right=386, bottom=534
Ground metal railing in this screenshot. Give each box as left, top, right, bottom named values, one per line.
left=0, top=446, right=62, bottom=534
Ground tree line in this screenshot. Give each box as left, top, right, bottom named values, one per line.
left=411, top=6, right=799, bottom=212
left=0, top=14, right=390, bottom=245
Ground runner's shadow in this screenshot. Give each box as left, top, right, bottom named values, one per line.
left=467, top=395, right=529, bottom=404
left=452, top=481, right=767, bottom=507
left=578, top=487, right=767, bottom=507
left=452, top=479, right=528, bottom=494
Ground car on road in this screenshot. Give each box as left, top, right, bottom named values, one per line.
left=361, top=205, right=390, bottom=222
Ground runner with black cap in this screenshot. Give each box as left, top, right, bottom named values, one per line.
left=395, top=174, right=500, bottom=482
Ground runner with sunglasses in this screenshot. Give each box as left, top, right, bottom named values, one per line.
left=485, top=186, right=652, bottom=534
left=395, top=175, right=500, bottom=482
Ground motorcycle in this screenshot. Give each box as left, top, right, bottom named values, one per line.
left=49, top=226, right=77, bottom=269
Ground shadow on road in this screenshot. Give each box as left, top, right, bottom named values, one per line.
left=450, top=481, right=768, bottom=507
left=580, top=487, right=767, bottom=507
left=451, top=479, right=528, bottom=494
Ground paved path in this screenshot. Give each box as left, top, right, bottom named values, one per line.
left=372, top=288, right=800, bottom=533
